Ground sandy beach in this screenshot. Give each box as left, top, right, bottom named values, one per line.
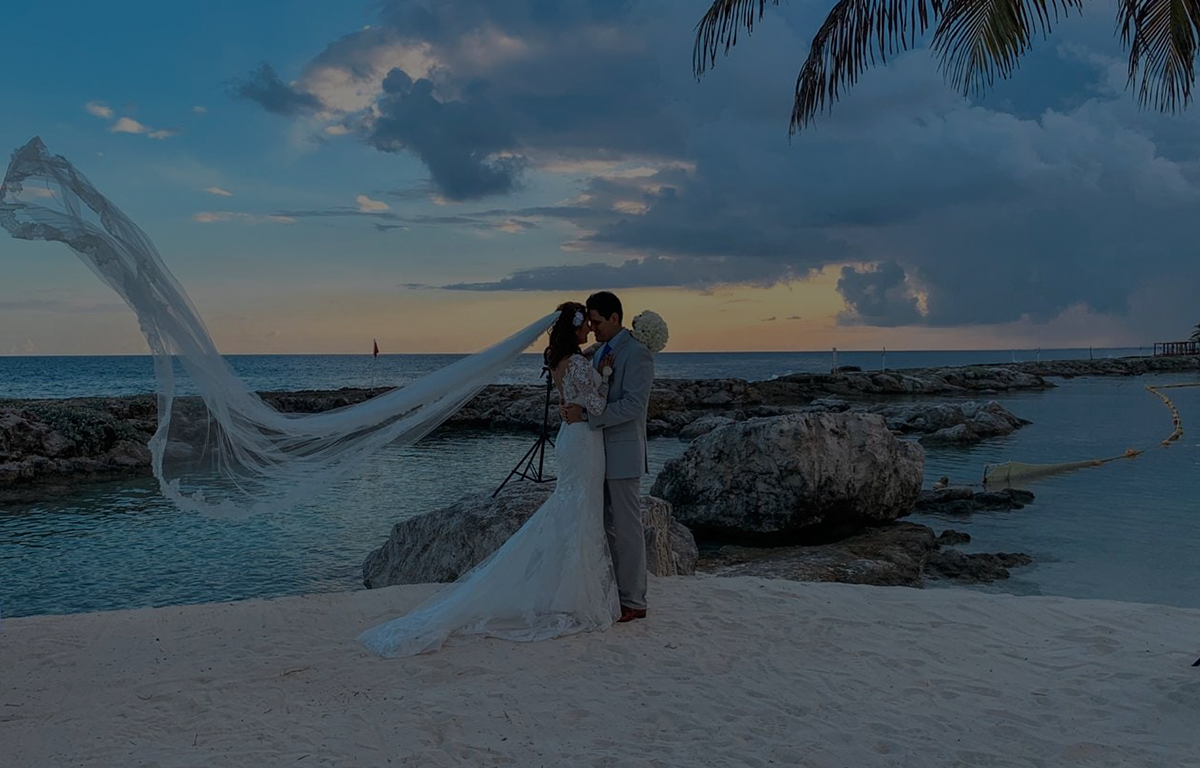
left=3, top=576, right=1198, bottom=767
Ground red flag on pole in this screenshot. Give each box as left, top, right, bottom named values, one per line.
left=373, top=339, right=379, bottom=359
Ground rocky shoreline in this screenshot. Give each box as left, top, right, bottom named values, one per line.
left=7, top=354, right=1193, bottom=494
left=360, top=411, right=1048, bottom=592
left=7, top=355, right=1185, bottom=593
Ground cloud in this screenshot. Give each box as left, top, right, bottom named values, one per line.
left=193, top=106, right=208, bottom=114
left=204, top=186, right=233, bottom=197
left=231, top=63, right=322, bottom=116
left=193, top=211, right=297, bottom=225
left=440, top=255, right=809, bottom=291
left=227, top=0, right=1200, bottom=339
left=324, top=125, right=351, bottom=135
left=85, top=101, right=113, bottom=119
left=103, top=115, right=178, bottom=140
left=356, top=194, right=390, bottom=213
left=0, top=299, right=125, bottom=313
left=495, top=219, right=536, bottom=233
left=364, top=69, right=527, bottom=200
left=234, top=2, right=682, bottom=200
left=111, top=117, right=148, bottom=134
left=836, top=262, right=924, bottom=326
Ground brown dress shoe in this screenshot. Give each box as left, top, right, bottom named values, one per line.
left=617, top=606, right=648, bottom=623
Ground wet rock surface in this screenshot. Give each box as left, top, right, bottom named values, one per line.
left=361, top=483, right=697, bottom=588
left=651, top=413, right=925, bottom=541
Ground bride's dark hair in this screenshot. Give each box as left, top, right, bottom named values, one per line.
left=544, top=301, right=586, bottom=371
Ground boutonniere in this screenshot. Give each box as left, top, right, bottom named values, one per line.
left=602, top=365, right=613, bottom=380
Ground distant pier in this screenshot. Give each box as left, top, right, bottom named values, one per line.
left=1154, top=341, right=1200, bottom=356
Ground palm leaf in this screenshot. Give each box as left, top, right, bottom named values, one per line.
left=693, top=0, right=946, bottom=131
left=932, top=0, right=1082, bottom=95
left=694, top=0, right=781, bottom=75
left=693, top=0, right=1200, bottom=133
left=791, top=0, right=944, bottom=132
left=1118, top=0, right=1200, bottom=111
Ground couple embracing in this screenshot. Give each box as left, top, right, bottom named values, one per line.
left=360, top=291, right=661, bottom=657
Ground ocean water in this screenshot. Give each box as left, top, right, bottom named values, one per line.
left=0, top=347, right=1149, bottom=400
left=1, top=351, right=1196, bottom=619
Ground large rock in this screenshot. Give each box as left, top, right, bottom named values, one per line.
left=699, top=523, right=1033, bottom=587
left=651, top=412, right=924, bottom=542
left=362, top=482, right=697, bottom=588
left=797, top=399, right=1030, bottom=445
left=701, top=522, right=938, bottom=586
left=678, top=415, right=736, bottom=441
left=914, top=486, right=1035, bottom=515
left=0, top=404, right=153, bottom=494
left=926, top=549, right=1034, bottom=582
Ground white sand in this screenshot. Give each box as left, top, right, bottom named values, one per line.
left=2, top=576, right=1198, bottom=767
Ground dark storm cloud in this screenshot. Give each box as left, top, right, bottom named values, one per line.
left=836, top=262, right=923, bottom=326
left=440, top=255, right=810, bottom=291
left=233, top=0, right=1200, bottom=337
left=365, top=69, right=526, bottom=200
left=230, top=64, right=322, bottom=116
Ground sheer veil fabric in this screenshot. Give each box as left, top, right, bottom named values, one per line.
left=0, top=138, right=557, bottom=518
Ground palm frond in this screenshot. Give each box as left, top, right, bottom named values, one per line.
left=790, top=0, right=943, bottom=132
left=693, top=0, right=1200, bottom=133
left=694, top=1, right=781, bottom=76
left=1118, top=0, right=1200, bottom=112
left=933, top=0, right=1082, bottom=95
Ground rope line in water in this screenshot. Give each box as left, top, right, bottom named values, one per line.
left=982, top=382, right=1199, bottom=486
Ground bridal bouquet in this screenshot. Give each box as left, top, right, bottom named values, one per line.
left=631, top=310, right=669, bottom=353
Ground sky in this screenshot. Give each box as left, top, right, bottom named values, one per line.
left=2, top=0, right=1198, bottom=354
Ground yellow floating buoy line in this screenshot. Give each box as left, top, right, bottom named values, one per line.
left=1145, top=383, right=1190, bottom=445
left=982, top=382, right=1199, bottom=486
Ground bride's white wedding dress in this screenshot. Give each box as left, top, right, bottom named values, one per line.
left=358, top=354, right=621, bottom=657
left=0, top=139, right=618, bottom=653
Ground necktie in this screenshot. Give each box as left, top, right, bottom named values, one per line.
left=596, top=342, right=612, bottom=370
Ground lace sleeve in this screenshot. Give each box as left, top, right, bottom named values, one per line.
left=563, top=355, right=608, bottom=415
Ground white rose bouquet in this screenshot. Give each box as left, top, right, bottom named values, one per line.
left=630, top=310, right=668, bottom=354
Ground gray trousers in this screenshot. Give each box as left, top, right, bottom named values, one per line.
left=603, top=477, right=647, bottom=610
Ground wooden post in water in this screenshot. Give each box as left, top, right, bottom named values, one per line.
left=831, top=347, right=838, bottom=375
left=881, top=346, right=886, bottom=372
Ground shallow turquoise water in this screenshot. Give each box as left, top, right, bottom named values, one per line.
left=2, top=372, right=1198, bottom=618
left=914, top=373, right=1200, bottom=608
left=0, top=430, right=687, bottom=618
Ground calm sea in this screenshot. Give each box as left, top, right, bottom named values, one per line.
left=2, top=348, right=1197, bottom=619
left=0, top=347, right=1149, bottom=400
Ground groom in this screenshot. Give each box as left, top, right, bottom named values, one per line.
left=561, top=291, right=654, bottom=622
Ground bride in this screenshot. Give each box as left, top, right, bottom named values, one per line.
left=0, top=139, right=630, bottom=656
left=357, top=302, right=621, bottom=657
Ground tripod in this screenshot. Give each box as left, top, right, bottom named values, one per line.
left=493, top=366, right=556, bottom=496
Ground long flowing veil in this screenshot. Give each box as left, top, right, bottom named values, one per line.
left=0, top=137, right=556, bottom=517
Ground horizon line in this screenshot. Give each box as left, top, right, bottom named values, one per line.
left=0, top=345, right=1153, bottom=359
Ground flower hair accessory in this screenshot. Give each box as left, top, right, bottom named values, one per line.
left=572, top=309, right=585, bottom=327
left=630, top=310, right=668, bottom=354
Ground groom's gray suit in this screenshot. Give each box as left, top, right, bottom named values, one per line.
left=585, top=328, right=654, bottom=610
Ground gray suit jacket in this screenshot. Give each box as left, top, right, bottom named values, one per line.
left=586, top=329, right=654, bottom=480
